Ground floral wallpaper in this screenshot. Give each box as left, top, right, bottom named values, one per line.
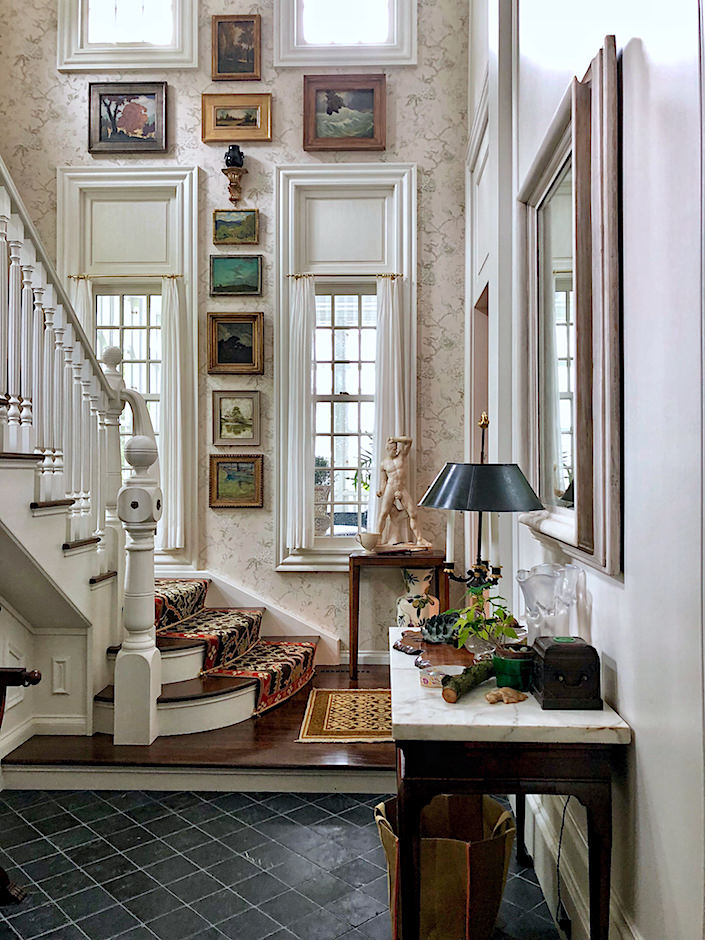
left=0, top=0, right=468, bottom=653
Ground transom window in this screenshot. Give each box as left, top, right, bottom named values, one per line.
left=87, top=0, right=174, bottom=44
left=314, top=288, right=376, bottom=538
left=300, top=0, right=391, bottom=45
left=95, top=291, right=161, bottom=479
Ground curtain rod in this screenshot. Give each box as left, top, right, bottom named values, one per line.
left=286, top=272, right=403, bottom=280
left=68, top=273, right=183, bottom=280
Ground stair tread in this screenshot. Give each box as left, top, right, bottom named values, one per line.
left=107, top=636, right=208, bottom=657
left=260, top=635, right=319, bottom=644
left=95, top=674, right=258, bottom=706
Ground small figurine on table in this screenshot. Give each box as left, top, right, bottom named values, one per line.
left=376, top=436, right=431, bottom=549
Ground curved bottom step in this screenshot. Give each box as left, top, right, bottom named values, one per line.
left=94, top=676, right=258, bottom=736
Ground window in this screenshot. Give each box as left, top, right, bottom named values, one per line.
left=95, top=290, right=162, bottom=481
left=57, top=0, right=197, bottom=70
left=314, top=287, right=376, bottom=540
left=274, top=0, right=416, bottom=66
left=553, top=274, right=575, bottom=505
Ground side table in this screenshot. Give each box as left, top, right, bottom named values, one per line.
left=348, top=551, right=449, bottom=679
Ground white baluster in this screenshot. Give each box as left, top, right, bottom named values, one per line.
left=80, top=360, right=94, bottom=540
left=71, top=341, right=84, bottom=541
left=114, top=431, right=163, bottom=745
left=0, top=188, right=10, bottom=452
left=31, top=264, right=45, bottom=470
left=62, top=323, right=76, bottom=540
left=95, top=387, right=109, bottom=574
left=6, top=216, right=23, bottom=451
left=102, top=348, right=126, bottom=628
left=19, top=240, right=35, bottom=452
left=52, top=306, right=66, bottom=502
left=40, top=285, right=56, bottom=502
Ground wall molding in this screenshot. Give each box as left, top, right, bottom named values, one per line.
left=0, top=715, right=88, bottom=761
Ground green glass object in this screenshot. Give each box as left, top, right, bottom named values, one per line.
left=493, top=653, right=533, bottom=692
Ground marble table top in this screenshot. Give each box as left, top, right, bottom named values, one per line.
left=389, top=628, right=632, bottom=745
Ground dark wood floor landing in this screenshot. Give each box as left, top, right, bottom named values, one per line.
left=4, top=666, right=395, bottom=772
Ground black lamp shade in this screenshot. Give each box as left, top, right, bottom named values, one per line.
left=419, top=463, right=543, bottom=513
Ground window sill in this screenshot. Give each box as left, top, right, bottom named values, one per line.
left=276, top=539, right=359, bottom=573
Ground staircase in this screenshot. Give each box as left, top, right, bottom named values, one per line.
left=94, top=579, right=319, bottom=736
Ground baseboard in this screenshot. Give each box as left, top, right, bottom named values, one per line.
left=1, top=764, right=397, bottom=794
left=0, top=715, right=88, bottom=760
left=527, top=794, right=645, bottom=940
left=339, top=650, right=390, bottom=666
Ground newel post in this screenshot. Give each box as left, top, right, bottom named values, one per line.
left=114, top=434, right=163, bottom=745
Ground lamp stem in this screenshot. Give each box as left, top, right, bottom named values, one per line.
left=476, top=510, right=483, bottom=567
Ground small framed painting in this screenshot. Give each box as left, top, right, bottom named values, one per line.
left=213, top=391, right=261, bottom=447
left=202, top=94, right=272, bottom=142
left=303, top=74, right=385, bottom=152
left=212, top=15, right=261, bottom=81
left=89, top=82, right=167, bottom=153
left=213, top=209, right=259, bottom=246
left=207, top=312, right=264, bottom=375
left=210, top=254, right=262, bottom=296
left=209, top=454, right=263, bottom=508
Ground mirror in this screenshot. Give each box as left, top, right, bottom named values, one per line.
left=538, top=159, right=574, bottom=509
left=517, top=36, right=621, bottom=575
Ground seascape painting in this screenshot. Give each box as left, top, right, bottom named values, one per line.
left=213, top=210, right=259, bottom=245
left=210, top=255, right=262, bottom=296
left=315, top=89, right=375, bottom=139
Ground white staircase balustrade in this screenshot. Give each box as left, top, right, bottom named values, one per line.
left=114, top=381, right=163, bottom=746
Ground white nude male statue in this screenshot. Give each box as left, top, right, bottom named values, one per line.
left=376, top=436, right=431, bottom=548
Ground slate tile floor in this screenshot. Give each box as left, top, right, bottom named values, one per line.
left=0, top=790, right=560, bottom=940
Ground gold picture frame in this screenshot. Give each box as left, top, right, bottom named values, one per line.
left=211, top=14, right=261, bottom=81
left=207, top=312, right=264, bottom=375
left=202, top=94, right=272, bottom=143
left=213, top=209, right=260, bottom=246
left=209, top=454, right=263, bottom=508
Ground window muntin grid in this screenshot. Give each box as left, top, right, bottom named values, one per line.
left=314, top=290, right=376, bottom=538
left=95, top=292, right=161, bottom=481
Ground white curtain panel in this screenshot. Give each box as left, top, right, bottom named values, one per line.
left=286, top=276, right=316, bottom=550
left=68, top=276, right=93, bottom=336
left=157, top=276, right=184, bottom=551
left=367, top=275, right=411, bottom=531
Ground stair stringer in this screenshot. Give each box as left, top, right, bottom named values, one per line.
left=157, top=567, right=341, bottom=664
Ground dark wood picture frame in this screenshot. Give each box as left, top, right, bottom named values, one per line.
left=89, top=82, right=167, bottom=154
left=202, top=94, right=272, bottom=143
left=209, top=454, right=263, bottom=508
left=207, top=312, right=264, bottom=375
left=212, top=14, right=261, bottom=81
left=303, top=74, right=386, bottom=152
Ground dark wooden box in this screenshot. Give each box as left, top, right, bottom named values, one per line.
left=532, top=636, right=602, bottom=710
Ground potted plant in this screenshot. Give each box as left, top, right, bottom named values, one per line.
left=314, top=456, right=332, bottom=535
left=451, top=585, right=533, bottom=692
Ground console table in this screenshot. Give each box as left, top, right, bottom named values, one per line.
left=348, top=551, right=449, bottom=679
left=389, top=628, right=632, bottom=939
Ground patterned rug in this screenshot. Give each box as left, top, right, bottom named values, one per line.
left=154, top=578, right=210, bottom=629
left=297, top=689, right=393, bottom=743
left=204, top=638, right=317, bottom=715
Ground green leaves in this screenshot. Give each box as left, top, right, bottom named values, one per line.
left=451, top=584, right=518, bottom=650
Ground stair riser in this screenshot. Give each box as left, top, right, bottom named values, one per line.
left=107, top=647, right=203, bottom=685
left=93, top=685, right=256, bottom=736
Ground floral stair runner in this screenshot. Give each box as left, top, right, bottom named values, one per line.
left=154, top=578, right=316, bottom=714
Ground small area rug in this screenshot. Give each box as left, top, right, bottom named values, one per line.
left=297, top=688, right=393, bottom=743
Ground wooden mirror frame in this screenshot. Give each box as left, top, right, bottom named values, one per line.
left=517, top=36, right=621, bottom=575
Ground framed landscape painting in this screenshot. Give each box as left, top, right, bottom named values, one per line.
left=89, top=82, right=166, bottom=153
left=207, top=312, right=264, bottom=374
left=303, top=74, right=385, bottom=151
left=213, top=209, right=259, bottom=246
left=213, top=391, right=261, bottom=446
left=210, top=254, right=262, bottom=296
left=212, top=15, right=261, bottom=81
left=209, top=454, right=263, bottom=508
left=202, top=94, right=272, bottom=142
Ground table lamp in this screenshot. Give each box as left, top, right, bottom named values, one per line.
left=419, top=419, right=542, bottom=588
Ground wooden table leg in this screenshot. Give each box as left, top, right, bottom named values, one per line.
left=583, top=783, right=613, bottom=940
left=397, top=750, right=423, bottom=940
left=349, top=560, right=360, bottom=680
left=515, top=793, right=534, bottom=868
left=439, top=566, right=450, bottom=612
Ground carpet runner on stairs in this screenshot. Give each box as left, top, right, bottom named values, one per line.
left=154, top=578, right=316, bottom=714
